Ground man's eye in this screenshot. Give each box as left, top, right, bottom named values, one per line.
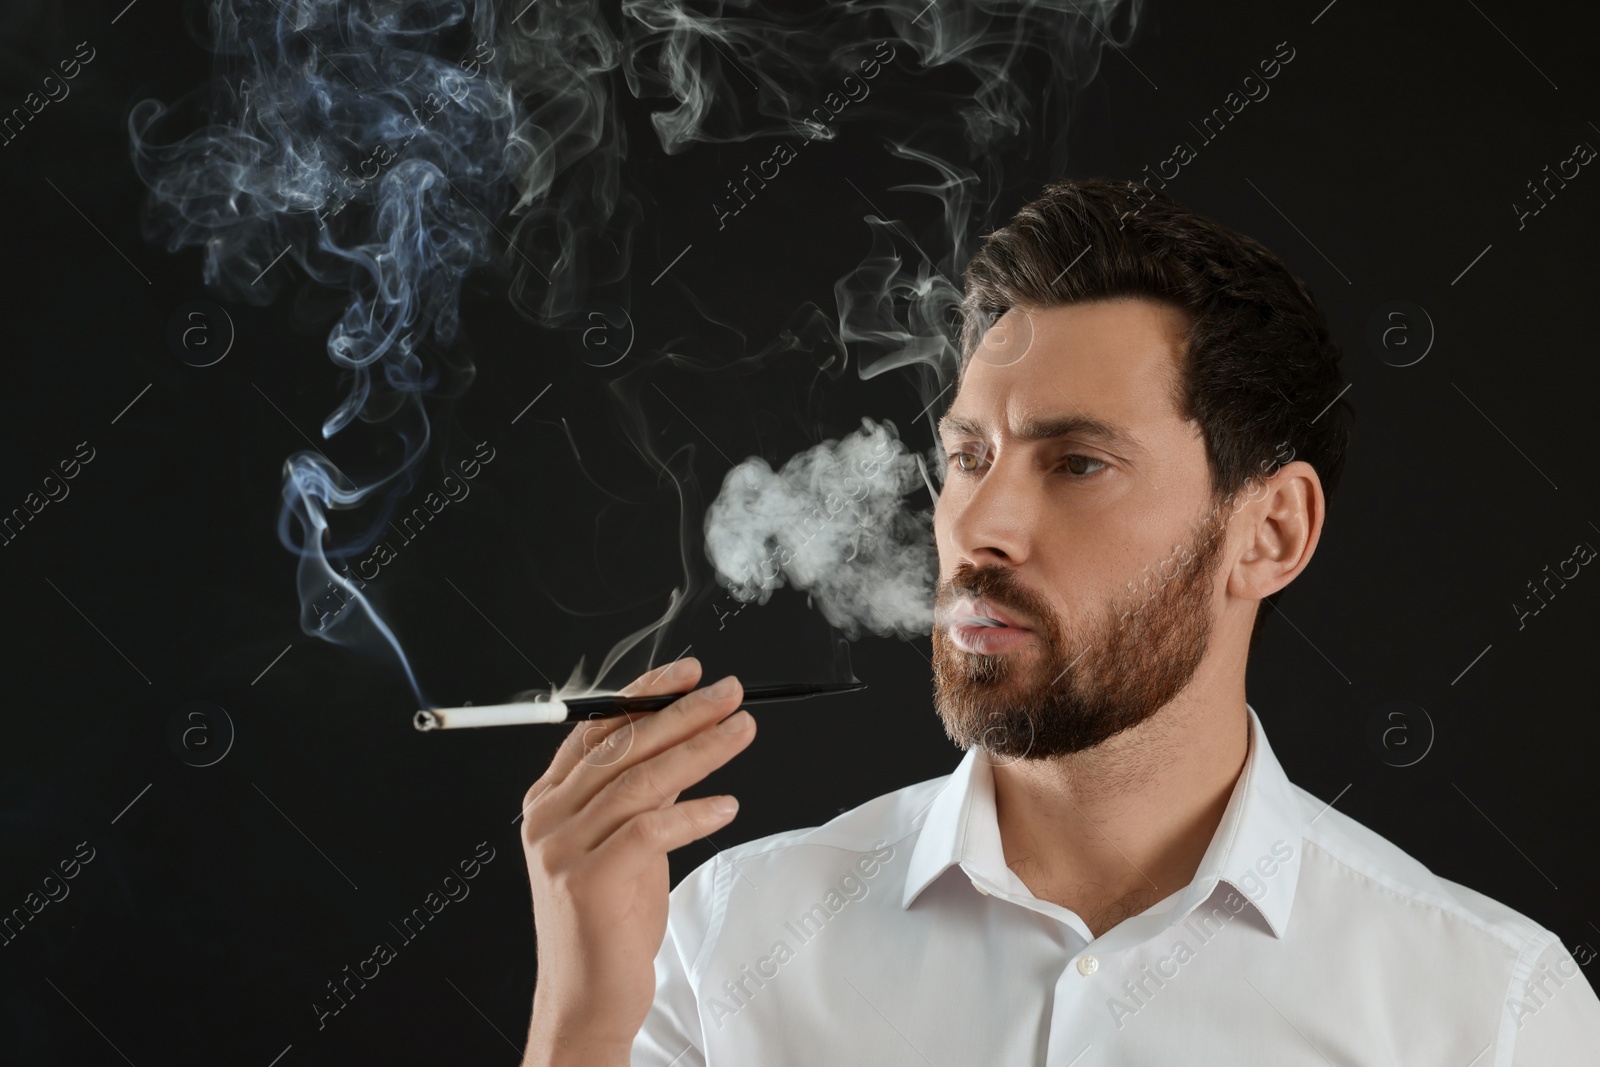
left=948, top=450, right=983, bottom=473
left=945, top=450, right=1107, bottom=478
left=1063, top=455, right=1106, bottom=477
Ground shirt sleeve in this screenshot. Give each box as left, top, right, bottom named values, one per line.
left=1509, top=937, right=1600, bottom=1066
left=631, top=854, right=724, bottom=1067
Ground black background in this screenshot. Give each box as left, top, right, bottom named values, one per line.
left=3, top=0, right=1599, bottom=1064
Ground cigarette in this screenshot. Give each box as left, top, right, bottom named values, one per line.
left=414, top=680, right=866, bottom=731
left=414, top=702, right=570, bottom=730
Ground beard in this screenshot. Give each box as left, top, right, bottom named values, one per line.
left=932, top=505, right=1228, bottom=762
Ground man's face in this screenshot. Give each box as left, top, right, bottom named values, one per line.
left=931, top=298, right=1231, bottom=761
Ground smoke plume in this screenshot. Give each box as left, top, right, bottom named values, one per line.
left=704, top=417, right=937, bottom=638
left=126, top=0, right=1144, bottom=703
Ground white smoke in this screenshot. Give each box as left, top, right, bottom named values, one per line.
left=683, top=0, right=1143, bottom=657
left=704, top=418, right=938, bottom=639
left=125, top=0, right=1145, bottom=703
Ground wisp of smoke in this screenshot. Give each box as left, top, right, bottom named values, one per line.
left=124, top=0, right=1143, bottom=705
left=659, top=0, right=1141, bottom=651
left=129, top=1, right=530, bottom=703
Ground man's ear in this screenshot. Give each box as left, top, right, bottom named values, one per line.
left=1227, top=460, right=1325, bottom=605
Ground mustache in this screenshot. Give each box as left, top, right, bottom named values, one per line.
left=939, top=563, right=1054, bottom=626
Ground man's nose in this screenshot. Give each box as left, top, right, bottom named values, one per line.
left=943, top=453, right=1043, bottom=566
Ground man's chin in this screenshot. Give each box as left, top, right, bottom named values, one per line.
left=934, top=699, right=1045, bottom=760
left=942, top=643, right=1063, bottom=687
left=940, top=678, right=1053, bottom=720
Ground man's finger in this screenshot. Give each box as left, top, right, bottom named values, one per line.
left=535, top=676, right=743, bottom=831
left=522, top=657, right=703, bottom=819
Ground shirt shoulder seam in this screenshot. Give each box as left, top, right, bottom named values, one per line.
left=1303, top=835, right=1549, bottom=954
left=1493, top=926, right=1565, bottom=1067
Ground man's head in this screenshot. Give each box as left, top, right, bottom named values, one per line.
left=931, top=178, right=1352, bottom=761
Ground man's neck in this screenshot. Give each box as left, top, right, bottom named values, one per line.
left=989, top=687, right=1250, bottom=939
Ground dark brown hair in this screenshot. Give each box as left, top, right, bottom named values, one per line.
left=958, top=177, right=1354, bottom=654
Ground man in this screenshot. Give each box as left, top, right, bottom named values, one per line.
left=518, top=179, right=1600, bottom=1065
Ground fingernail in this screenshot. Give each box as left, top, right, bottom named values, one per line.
left=717, top=709, right=750, bottom=734
left=711, top=795, right=739, bottom=815
left=708, top=675, right=738, bottom=698
left=670, top=657, right=696, bottom=677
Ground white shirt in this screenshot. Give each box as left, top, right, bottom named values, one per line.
left=635, top=704, right=1600, bottom=1065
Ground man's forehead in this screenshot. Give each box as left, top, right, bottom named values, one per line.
left=970, top=298, right=1188, bottom=364
left=945, top=300, right=1187, bottom=445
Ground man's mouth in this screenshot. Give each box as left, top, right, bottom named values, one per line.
left=947, top=598, right=1031, bottom=630
left=945, top=598, right=1035, bottom=654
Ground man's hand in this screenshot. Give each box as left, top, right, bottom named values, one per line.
left=519, top=658, right=755, bottom=1067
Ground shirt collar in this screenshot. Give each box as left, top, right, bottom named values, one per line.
left=901, top=703, right=1304, bottom=941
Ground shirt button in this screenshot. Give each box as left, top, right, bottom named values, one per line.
left=1076, top=955, right=1099, bottom=976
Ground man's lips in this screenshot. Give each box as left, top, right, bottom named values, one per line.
left=948, top=597, right=1031, bottom=630
left=946, top=597, right=1035, bottom=655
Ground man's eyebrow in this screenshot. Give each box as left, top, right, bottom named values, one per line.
left=936, top=412, right=1145, bottom=454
